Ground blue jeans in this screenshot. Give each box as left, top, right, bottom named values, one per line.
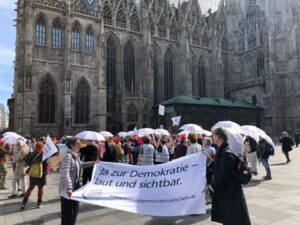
left=261, top=158, right=271, bottom=177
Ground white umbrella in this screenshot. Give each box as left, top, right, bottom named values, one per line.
left=118, top=132, right=129, bottom=138
left=127, top=131, right=135, bottom=137
left=156, top=129, right=171, bottom=136
left=227, top=130, right=245, bottom=156
left=75, top=131, right=105, bottom=141
left=202, top=130, right=212, bottom=136
left=2, top=133, right=26, bottom=145
left=3, top=132, right=20, bottom=137
left=241, top=125, right=274, bottom=147
left=178, top=129, right=211, bottom=136
left=179, top=124, right=204, bottom=133
left=212, top=121, right=242, bottom=133
left=137, top=128, right=156, bottom=137
left=99, top=131, right=113, bottom=138
left=212, top=127, right=244, bottom=156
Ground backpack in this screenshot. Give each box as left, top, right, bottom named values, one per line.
left=226, top=151, right=252, bottom=185
left=268, top=144, right=275, bottom=156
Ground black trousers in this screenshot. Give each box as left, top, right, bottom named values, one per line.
left=283, top=151, right=291, bottom=162
left=61, top=197, right=79, bottom=225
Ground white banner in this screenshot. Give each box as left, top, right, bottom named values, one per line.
left=158, top=105, right=165, bottom=116
left=171, top=116, right=181, bottom=126
left=43, top=135, right=58, bottom=161
left=72, top=154, right=207, bottom=217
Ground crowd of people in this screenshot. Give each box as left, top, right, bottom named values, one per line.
left=0, top=129, right=296, bottom=225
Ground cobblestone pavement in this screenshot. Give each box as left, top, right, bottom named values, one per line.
left=1, top=146, right=300, bottom=225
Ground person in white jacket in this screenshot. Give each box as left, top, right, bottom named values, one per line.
left=186, top=133, right=202, bottom=155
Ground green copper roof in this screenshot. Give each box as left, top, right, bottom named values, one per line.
left=160, top=95, right=262, bottom=109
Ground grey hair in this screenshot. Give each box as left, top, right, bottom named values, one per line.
left=16, top=139, right=26, bottom=147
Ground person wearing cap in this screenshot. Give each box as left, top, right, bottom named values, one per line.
left=174, top=134, right=188, bottom=159
left=59, top=136, right=99, bottom=225
left=279, top=131, right=294, bottom=163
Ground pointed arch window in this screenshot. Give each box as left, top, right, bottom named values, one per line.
left=238, top=36, right=245, bottom=51
left=149, top=18, right=155, bottom=35
left=85, top=27, right=94, bottom=53
left=248, top=33, right=257, bottom=49
left=106, top=36, right=116, bottom=112
left=35, top=15, right=46, bottom=45
left=257, top=52, right=264, bottom=77
left=202, top=32, right=209, bottom=47
left=52, top=18, right=63, bottom=48
left=130, top=12, right=140, bottom=32
left=71, top=23, right=81, bottom=51
left=116, top=9, right=126, bottom=29
left=124, top=41, right=135, bottom=93
left=103, top=2, right=112, bottom=25
left=75, top=78, right=90, bottom=124
left=164, top=48, right=174, bottom=100
left=259, top=31, right=264, bottom=46
left=152, top=53, right=158, bottom=104
left=192, top=29, right=200, bottom=45
left=198, top=57, right=206, bottom=97
left=169, top=22, right=177, bottom=41
left=127, top=104, right=138, bottom=122
left=158, top=16, right=166, bottom=38
left=222, top=37, right=228, bottom=50
left=191, top=54, right=197, bottom=96
left=38, top=75, right=56, bottom=123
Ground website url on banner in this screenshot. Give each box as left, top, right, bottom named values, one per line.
left=108, top=194, right=196, bottom=203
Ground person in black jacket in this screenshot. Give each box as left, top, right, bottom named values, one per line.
left=257, top=137, right=272, bottom=180
left=279, top=131, right=294, bottom=163
left=205, top=128, right=251, bottom=225
left=80, top=140, right=99, bottom=185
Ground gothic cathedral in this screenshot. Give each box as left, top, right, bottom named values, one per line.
left=11, top=0, right=300, bottom=137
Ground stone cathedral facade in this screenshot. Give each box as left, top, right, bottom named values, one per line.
left=10, top=0, right=300, bottom=137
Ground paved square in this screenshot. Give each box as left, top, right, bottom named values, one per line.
left=1, top=146, right=300, bottom=225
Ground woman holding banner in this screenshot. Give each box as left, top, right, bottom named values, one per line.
left=206, top=128, right=251, bottom=225
left=59, top=136, right=98, bottom=225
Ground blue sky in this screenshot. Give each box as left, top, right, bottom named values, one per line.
left=0, top=0, right=220, bottom=108
left=0, top=0, right=15, bottom=108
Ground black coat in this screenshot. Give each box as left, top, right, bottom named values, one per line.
left=80, top=144, right=99, bottom=162
left=210, top=143, right=251, bottom=225
left=279, top=136, right=294, bottom=152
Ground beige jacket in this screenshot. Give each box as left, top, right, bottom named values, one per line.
left=15, top=145, right=29, bottom=176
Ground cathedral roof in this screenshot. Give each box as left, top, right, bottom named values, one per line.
left=160, top=95, right=262, bottom=109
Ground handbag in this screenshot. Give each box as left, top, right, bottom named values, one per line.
left=28, top=163, right=43, bottom=178
left=26, top=153, right=43, bottom=178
